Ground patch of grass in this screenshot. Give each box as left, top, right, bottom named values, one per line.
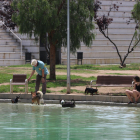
left=106, top=73, right=131, bottom=75
left=46, top=75, right=96, bottom=88
left=5, top=63, right=140, bottom=70
left=55, top=63, right=140, bottom=70
left=7, top=64, right=31, bottom=67
left=0, top=73, right=13, bottom=83
left=111, top=93, right=126, bottom=96
left=56, top=75, right=96, bottom=81
left=60, top=89, right=84, bottom=93
left=0, top=84, right=52, bottom=93
left=0, top=85, right=10, bottom=93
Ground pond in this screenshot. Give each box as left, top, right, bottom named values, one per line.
left=0, top=103, right=140, bottom=140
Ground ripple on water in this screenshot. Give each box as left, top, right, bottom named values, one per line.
left=0, top=103, right=140, bottom=140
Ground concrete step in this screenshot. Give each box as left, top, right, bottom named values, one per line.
left=95, top=28, right=135, bottom=34
left=10, top=32, right=35, bottom=39
left=0, top=36, right=13, bottom=39
left=0, top=39, right=19, bottom=45
left=22, top=39, right=38, bottom=46
left=0, top=33, right=13, bottom=38
left=24, top=46, right=40, bottom=52
left=0, top=52, right=25, bottom=59
left=0, top=59, right=25, bottom=66
left=99, top=5, right=134, bottom=12
left=14, top=47, right=27, bottom=52
left=90, top=39, right=137, bottom=46
left=95, top=34, right=135, bottom=40
left=62, top=51, right=140, bottom=58
left=0, top=29, right=7, bottom=33
left=101, top=0, right=136, bottom=1
left=101, top=1, right=136, bottom=7
left=97, top=23, right=136, bottom=29
left=80, top=44, right=140, bottom=48
left=98, top=11, right=132, bottom=18
left=0, top=45, right=17, bottom=52
left=95, top=17, right=135, bottom=23
left=80, top=46, right=140, bottom=51
left=62, top=57, right=140, bottom=65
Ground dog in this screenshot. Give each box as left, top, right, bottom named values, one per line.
left=11, top=95, right=20, bottom=103
left=31, top=91, right=43, bottom=105
left=85, top=87, right=98, bottom=95
left=60, top=99, right=75, bottom=107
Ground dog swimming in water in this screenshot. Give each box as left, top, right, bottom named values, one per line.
left=11, top=95, right=20, bottom=103
left=60, top=99, right=75, bottom=107
left=85, top=87, right=98, bottom=95
left=31, top=91, right=43, bottom=105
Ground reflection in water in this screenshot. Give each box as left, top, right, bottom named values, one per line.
left=0, top=103, right=140, bottom=139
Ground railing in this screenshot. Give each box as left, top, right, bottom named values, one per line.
left=2, top=23, right=22, bottom=59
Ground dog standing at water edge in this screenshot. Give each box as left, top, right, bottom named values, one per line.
left=85, top=87, right=98, bottom=95
left=31, top=91, right=44, bottom=105
left=11, top=95, right=20, bottom=103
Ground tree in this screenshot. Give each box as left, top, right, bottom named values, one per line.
left=8, top=0, right=95, bottom=80
left=132, top=1, right=140, bottom=45
left=0, top=0, right=16, bottom=29
left=94, top=1, right=140, bottom=67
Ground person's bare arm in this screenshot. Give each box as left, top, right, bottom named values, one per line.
left=134, top=84, right=136, bottom=90
left=28, top=70, right=35, bottom=81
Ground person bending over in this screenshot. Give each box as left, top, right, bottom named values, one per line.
left=125, top=76, right=140, bottom=104
left=28, top=59, right=49, bottom=94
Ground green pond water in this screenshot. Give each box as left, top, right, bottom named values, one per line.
left=0, top=103, right=140, bottom=140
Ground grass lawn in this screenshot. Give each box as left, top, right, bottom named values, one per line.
left=0, top=63, right=139, bottom=93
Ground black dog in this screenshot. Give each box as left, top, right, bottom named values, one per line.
left=11, top=95, right=20, bottom=103
left=60, top=99, right=75, bottom=107
left=85, top=88, right=98, bottom=95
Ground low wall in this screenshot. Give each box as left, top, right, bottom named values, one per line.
left=0, top=93, right=132, bottom=103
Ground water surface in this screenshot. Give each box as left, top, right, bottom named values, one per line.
left=0, top=103, right=140, bottom=140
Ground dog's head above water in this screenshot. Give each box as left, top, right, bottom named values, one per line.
left=60, top=99, right=75, bottom=107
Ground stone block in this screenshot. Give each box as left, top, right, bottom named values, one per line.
left=111, top=96, right=123, bottom=103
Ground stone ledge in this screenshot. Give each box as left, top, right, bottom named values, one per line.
left=1, top=99, right=140, bottom=107
left=0, top=93, right=132, bottom=103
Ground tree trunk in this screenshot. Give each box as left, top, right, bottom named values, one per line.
left=49, top=42, right=56, bottom=80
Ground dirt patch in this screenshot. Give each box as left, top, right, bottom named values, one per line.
left=56, top=70, right=140, bottom=78
left=45, top=70, right=138, bottom=95
left=0, top=83, right=9, bottom=86
left=48, top=86, right=129, bottom=95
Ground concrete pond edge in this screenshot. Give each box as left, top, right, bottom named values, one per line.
left=0, top=93, right=140, bottom=107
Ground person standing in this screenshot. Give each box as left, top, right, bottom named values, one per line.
left=28, top=59, right=49, bottom=94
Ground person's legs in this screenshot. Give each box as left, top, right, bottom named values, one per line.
left=125, top=90, right=134, bottom=103
left=133, top=90, right=140, bottom=103
left=42, top=74, right=47, bottom=94
left=35, top=74, right=42, bottom=92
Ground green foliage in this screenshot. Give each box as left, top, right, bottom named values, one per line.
left=46, top=75, right=96, bottom=88
left=0, top=73, right=13, bottom=83
left=12, top=0, right=95, bottom=52
left=132, top=1, right=140, bottom=21
left=132, top=1, right=140, bottom=42
left=106, top=73, right=131, bottom=76
left=56, top=63, right=140, bottom=70
left=8, top=64, right=31, bottom=67
left=60, top=89, right=84, bottom=93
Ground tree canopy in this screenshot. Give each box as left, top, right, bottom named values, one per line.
left=11, top=0, right=96, bottom=52
left=132, top=1, right=140, bottom=42
left=11, top=0, right=95, bottom=79
left=94, top=0, right=140, bottom=67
